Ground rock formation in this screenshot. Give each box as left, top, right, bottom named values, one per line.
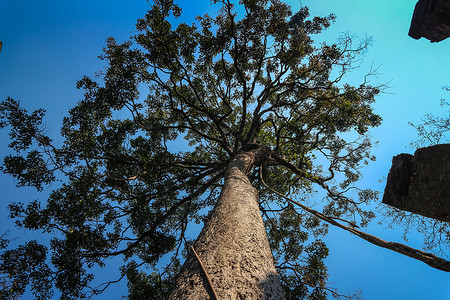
left=383, top=144, right=450, bottom=222
left=409, top=0, right=450, bottom=42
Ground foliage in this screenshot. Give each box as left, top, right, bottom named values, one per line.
left=0, top=240, right=52, bottom=300
left=0, top=0, right=382, bottom=298
left=125, top=259, right=180, bottom=300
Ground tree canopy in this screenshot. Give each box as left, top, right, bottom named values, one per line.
left=2, top=0, right=441, bottom=299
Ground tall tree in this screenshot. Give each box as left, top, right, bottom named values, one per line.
left=1, top=0, right=448, bottom=299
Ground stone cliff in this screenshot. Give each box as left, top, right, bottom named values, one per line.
left=383, top=144, right=450, bottom=222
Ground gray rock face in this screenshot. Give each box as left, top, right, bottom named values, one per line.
left=383, top=144, right=450, bottom=222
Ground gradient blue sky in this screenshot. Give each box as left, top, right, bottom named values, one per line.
left=1, top=0, right=449, bottom=299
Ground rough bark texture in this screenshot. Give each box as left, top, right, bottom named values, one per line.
left=170, top=151, right=286, bottom=299
left=383, top=144, right=450, bottom=222
left=409, top=0, right=450, bottom=42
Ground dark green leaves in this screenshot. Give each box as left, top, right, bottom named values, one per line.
left=0, top=98, right=49, bottom=151
left=0, top=241, right=52, bottom=300
left=124, top=260, right=180, bottom=300
left=3, top=151, right=55, bottom=191
left=279, top=240, right=330, bottom=300
left=0, top=98, right=55, bottom=191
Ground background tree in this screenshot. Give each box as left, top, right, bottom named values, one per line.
left=0, top=0, right=448, bottom=299
left=410, top=86, right=450, bottom=147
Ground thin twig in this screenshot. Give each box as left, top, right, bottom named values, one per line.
left=191, top=245, right=219, bottom=300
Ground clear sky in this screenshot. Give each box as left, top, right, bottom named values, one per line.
left=0, top=0, right=449, bottom=299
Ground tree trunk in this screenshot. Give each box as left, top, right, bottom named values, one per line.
left=170, top=151, right=286, bottom=299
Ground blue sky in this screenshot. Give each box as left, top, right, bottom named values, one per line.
left=0, top=0, right=449, bottom=299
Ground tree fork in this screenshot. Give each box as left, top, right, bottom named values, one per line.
left=170, top=148, right=286, bottom=299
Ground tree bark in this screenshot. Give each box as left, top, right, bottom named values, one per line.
left=170, top=150, right=286, bottom=299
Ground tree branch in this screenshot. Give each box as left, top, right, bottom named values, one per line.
left=89, top=170, right=224, bottom=257
left=260, top=167, right=450, bottom=272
